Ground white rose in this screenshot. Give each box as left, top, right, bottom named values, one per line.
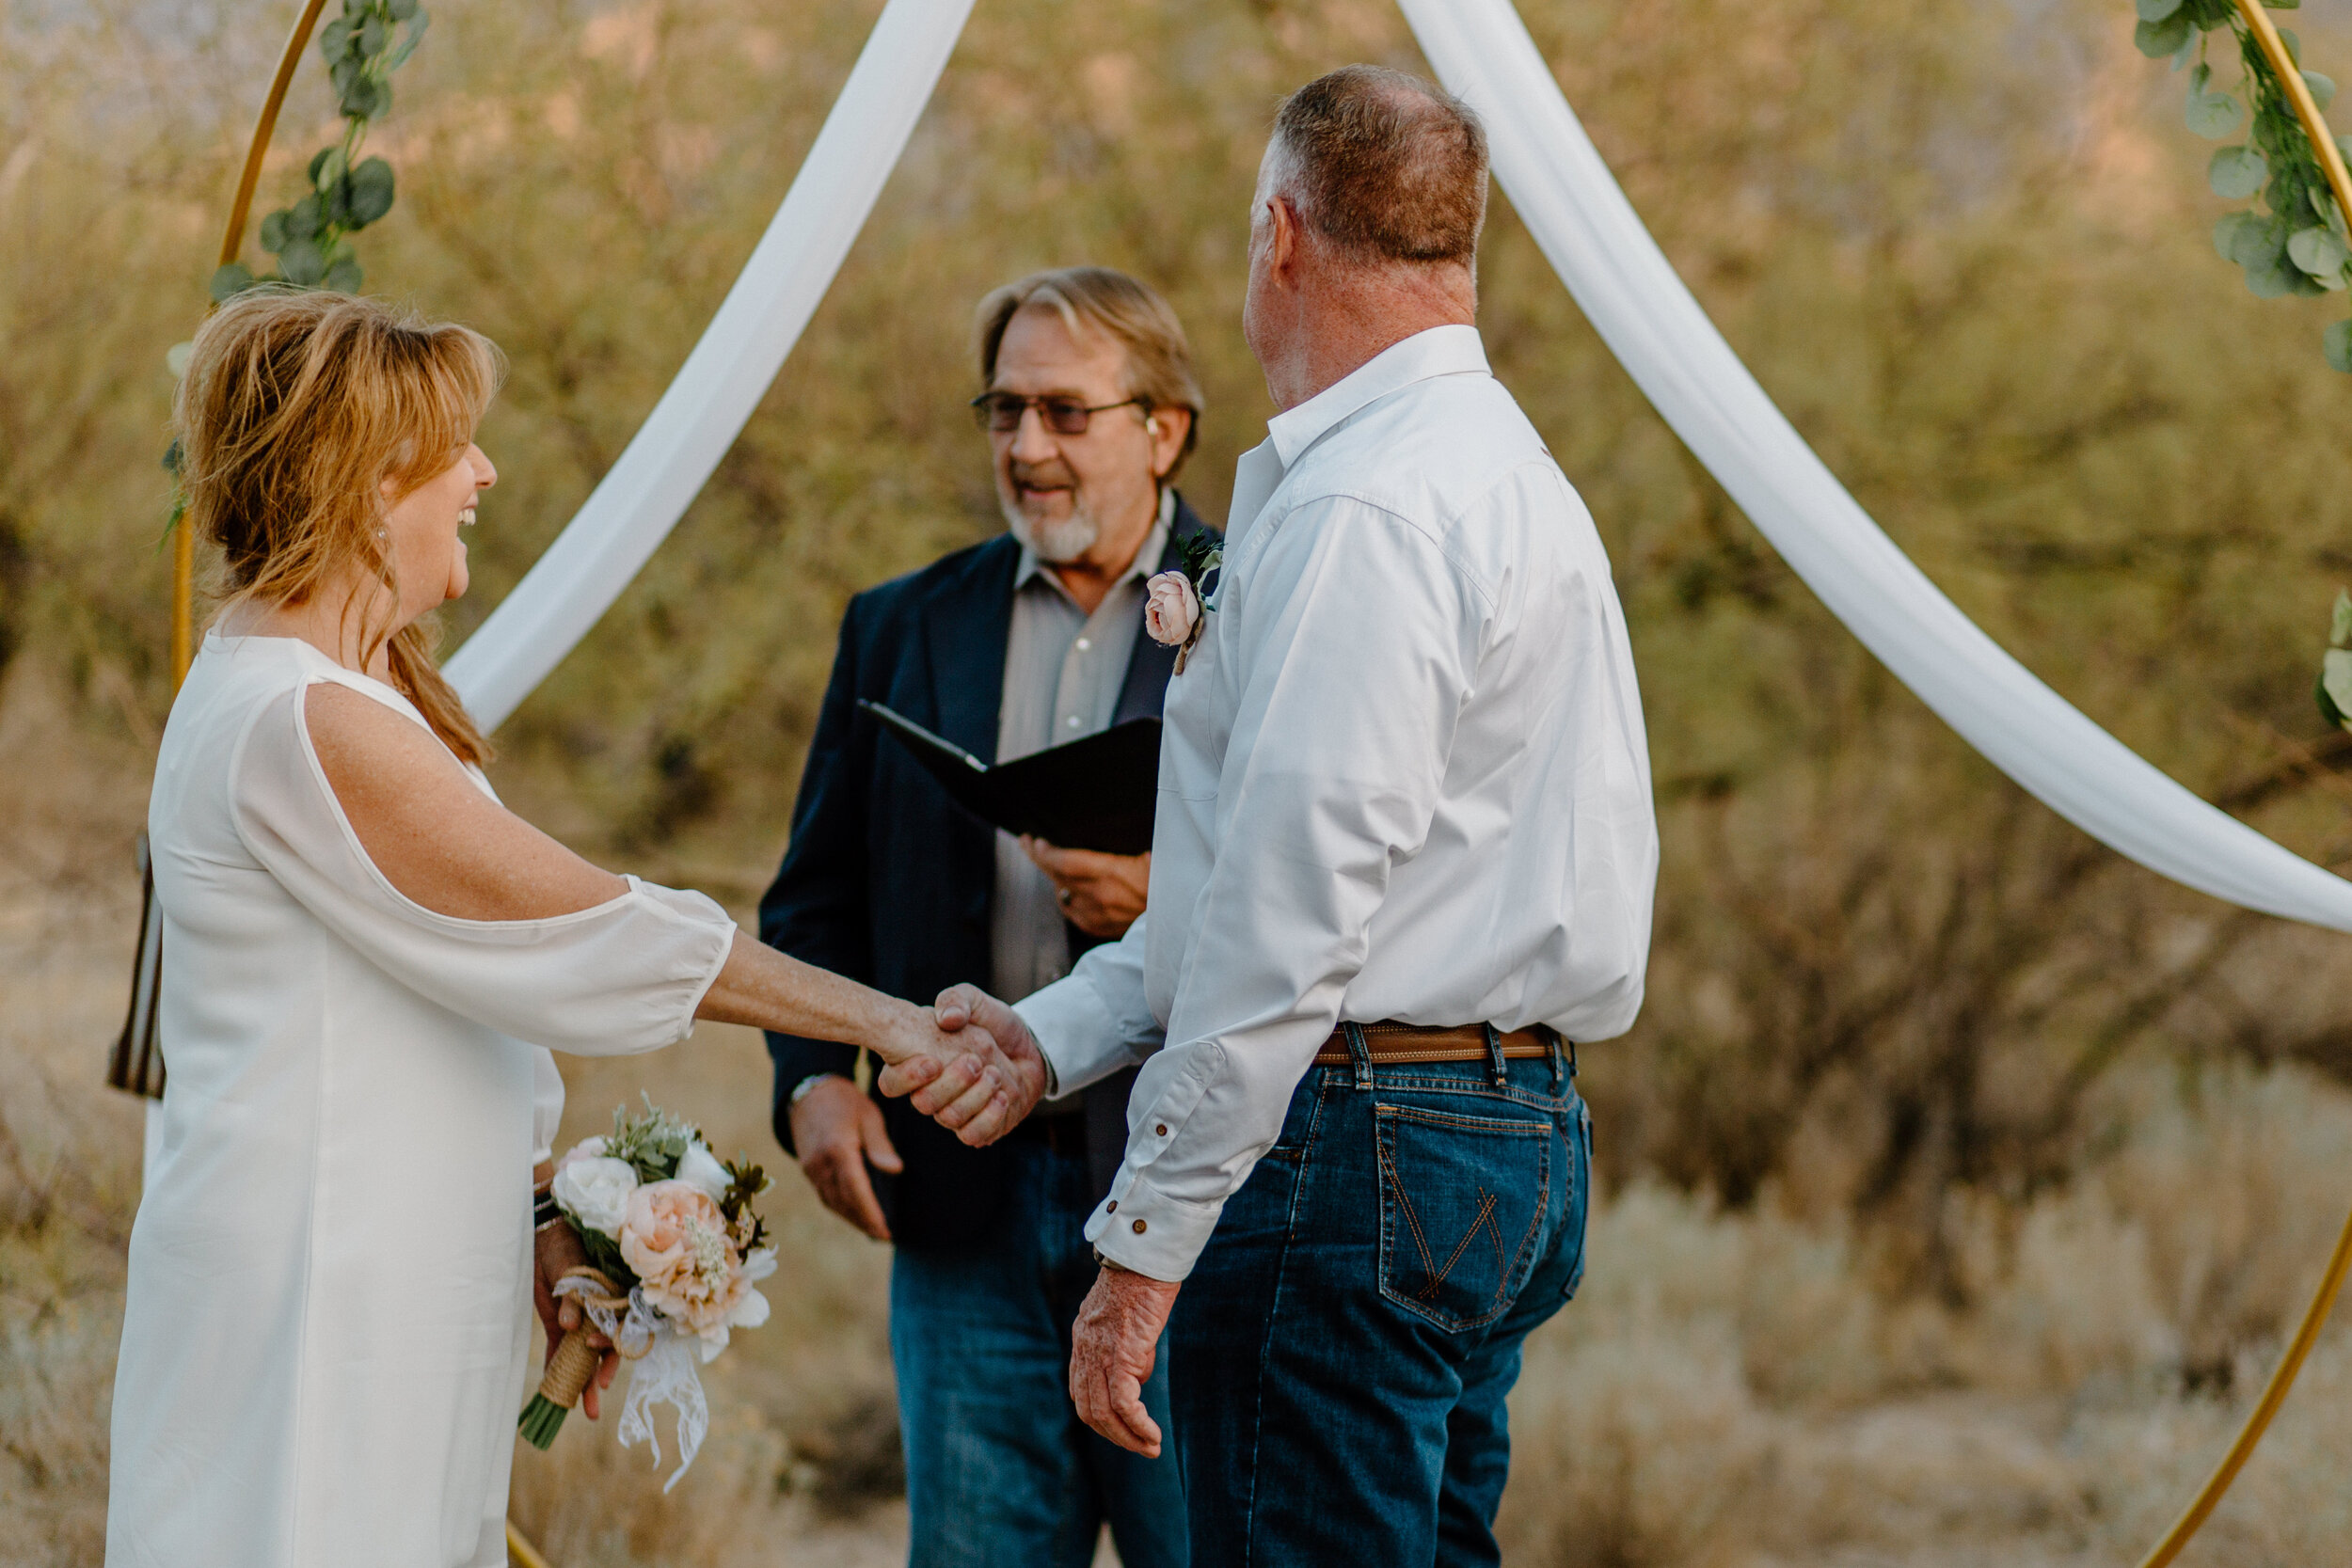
left=675, top=1141, right=732, bottom=1203
left=1143, top=571, right=1201, bottom=648
left=554, top=1134, right=608, bottom=1170
left=551, top=1155, right=639, bottom=1239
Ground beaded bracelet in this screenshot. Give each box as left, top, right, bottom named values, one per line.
left=532, top=1185, right=562, bottom=1233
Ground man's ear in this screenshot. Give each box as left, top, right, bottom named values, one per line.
left=1265, top=195, right=1304, bottom=280
left=1149, top=406, right=1193, bottom=480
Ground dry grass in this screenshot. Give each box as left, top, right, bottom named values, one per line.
left=5, top=682, right=2346, bottom=1568
left=1495, top=1118, right=2352, bottom=1568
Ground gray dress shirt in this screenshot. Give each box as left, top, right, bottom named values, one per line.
left=989, top=496, right=1172, bottom=1010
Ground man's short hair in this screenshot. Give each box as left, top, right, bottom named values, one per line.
left=1269, top=65, right=1488, bottom=268
left=975, top=266, right=1205, bottom=478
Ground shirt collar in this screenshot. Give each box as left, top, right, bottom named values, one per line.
left=1264, top=324, right=1490, bottom=467
left=1013, top=485, right=1175, bottom=598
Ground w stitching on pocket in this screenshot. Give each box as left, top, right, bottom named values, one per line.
left=1376, top=1105, right=1551, bottom=1332
left=1400, top=1184, right=1503, bottom=1307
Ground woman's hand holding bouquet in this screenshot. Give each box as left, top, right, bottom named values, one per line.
left=521, top=1099, right=775, bottom=1489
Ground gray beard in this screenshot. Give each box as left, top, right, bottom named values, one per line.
left=1002, top=498, right=1099, bottom=564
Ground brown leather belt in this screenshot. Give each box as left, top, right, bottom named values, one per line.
left=1311, top=1021, right=1555, bottom=1067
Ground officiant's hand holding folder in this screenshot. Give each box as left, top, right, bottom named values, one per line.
left=858, top=700, right=1159, bottom=856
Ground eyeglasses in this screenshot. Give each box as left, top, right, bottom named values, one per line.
left=968, top=392, right=1149, bottom=436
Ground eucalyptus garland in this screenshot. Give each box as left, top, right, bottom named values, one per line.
left=2136, top=0, right=2352, bottom=370
left=164, top=0, right=430, bottom=511
left=2317, top=592, right=2352, bottom=731
left=210, top=0, right=430, bottom=300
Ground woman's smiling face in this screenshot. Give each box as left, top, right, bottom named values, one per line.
left=380, top=442, right=497, bottom=620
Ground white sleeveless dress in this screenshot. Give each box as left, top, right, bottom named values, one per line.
left=107, top=632, right=740, bottom=1567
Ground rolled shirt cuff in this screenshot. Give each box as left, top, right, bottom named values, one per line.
left=1014, top=972, right=1143, bottom=1101
left=1082, top=1170, right=1224, bottom=1282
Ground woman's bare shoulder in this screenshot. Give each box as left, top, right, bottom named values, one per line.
left=302, top=679, right=469, bottom=806
left=300, top=678, right=624, bottom=920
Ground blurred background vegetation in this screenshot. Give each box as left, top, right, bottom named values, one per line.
left=8, top=0, right=2352, bottom=1561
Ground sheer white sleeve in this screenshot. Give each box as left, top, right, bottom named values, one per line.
left=229, top=681, right=738, bottom=1057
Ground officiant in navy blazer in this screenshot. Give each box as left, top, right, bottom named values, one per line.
left=758, top=268, right=1203, bottom=1568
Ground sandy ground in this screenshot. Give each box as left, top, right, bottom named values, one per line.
left=7, top=853, right=2350, bottom=1568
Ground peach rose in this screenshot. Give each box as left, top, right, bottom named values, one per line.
left=1143, top=571, right=1201, bottom=648
left=618, top=1180, right=748, bottom=1343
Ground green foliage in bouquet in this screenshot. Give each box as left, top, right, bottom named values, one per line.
left=209, top=0, right=428, bottom=303
left=602, top=1094, right=699, bottom=1184
left=718, top=1162, right=773, bottom=1257
left=2134, top=0, right=2352, bottom=369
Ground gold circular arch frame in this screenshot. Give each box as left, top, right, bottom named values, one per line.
left=178, top=5, right=2352, bottom=1565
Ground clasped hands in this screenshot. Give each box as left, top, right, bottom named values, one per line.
left=858, top=984, right=1181, bottom=1459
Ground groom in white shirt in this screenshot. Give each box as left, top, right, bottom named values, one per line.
left=889, top=65, right=1658, bottom=1565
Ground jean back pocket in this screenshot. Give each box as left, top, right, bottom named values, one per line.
left=1375, top=1102, right=1553, bottom=1333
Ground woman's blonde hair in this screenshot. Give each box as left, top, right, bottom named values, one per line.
left=174, top=289, right=505, bottom=766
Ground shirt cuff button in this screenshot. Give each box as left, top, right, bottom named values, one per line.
left=1132, top=1219, right=1147, bottom=1234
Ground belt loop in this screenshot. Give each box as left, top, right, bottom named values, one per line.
left=1540, top=1025, right=1568, bottom=1091
left=1483, top=1022, right=1506, bottom=1085
left=1344, top=1022, right=1375, bottom=1091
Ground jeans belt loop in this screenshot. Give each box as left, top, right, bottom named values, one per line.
left=1344, top=1022, right=1375, bottom=1091
left=1538, top=1023, right=1570, bottom=1091
left=1482, top=1022, right=1507, bottom=1085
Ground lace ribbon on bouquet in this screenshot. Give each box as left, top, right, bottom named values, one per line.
left=554, top=1275, right=709, bottom=1491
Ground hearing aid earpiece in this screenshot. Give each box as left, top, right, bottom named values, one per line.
left=1146, top=415, right=1161, bottom=436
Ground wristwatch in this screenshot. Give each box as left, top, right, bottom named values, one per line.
left=789, top=1073, right=847, bottom=1107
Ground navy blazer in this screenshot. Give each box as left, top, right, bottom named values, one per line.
left=760, top=497, right=1210, bottom=1251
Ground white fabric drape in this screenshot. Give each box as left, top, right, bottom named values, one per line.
left=442, top=0, right=977, bottom=730
left=1399, top=0, right=2352, bottom=932
left=442, top=0, right=2352, bottom=932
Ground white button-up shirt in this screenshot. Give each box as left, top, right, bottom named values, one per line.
left=1014, top=325, right=1658, bottom=1282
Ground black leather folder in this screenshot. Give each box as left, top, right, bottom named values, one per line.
left=860, top=700, right=1161, bottom=855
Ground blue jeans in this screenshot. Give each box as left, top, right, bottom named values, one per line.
left=1170, top=1046, right=1591, bottom=1567
left=891, top=1138, right=1188, bottom=1568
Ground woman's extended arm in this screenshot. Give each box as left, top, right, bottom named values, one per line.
left=305, top=681, right=975, bottom=1067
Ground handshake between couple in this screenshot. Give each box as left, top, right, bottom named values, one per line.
left=888, top=984, right=1052, bottom=1144
left=789, top=984, right=1052, bottom=1244
left=804, top=984, right=1179, bottom=1460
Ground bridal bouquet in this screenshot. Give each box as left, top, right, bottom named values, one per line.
left=520, top=1098, right=775, bottom=1488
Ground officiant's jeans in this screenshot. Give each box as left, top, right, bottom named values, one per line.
left=891, top=1138, right=1187, bottom=1568
left=1170, top=1048, right=1591, bottom=1567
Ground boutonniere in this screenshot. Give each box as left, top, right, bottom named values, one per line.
left=1145, top=533, right=1222, bottom=674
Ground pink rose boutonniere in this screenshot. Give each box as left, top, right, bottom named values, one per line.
left=1146, top=531, right=1223, bottom=673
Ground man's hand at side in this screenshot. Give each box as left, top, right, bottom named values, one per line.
left=1023, top=837, right=1149, bottom=940
left=875, top=983, right=1049, bottom=1147
left=1070, top=1262, right=1181, bottom=1457
left=788, top=1075, right=903, bottom=1241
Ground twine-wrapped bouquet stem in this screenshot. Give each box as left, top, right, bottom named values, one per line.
left=517, top=1266, right=632, bottom=1449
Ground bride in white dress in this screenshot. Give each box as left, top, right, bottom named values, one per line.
left=106, top=291, right=1016, bottom=1567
